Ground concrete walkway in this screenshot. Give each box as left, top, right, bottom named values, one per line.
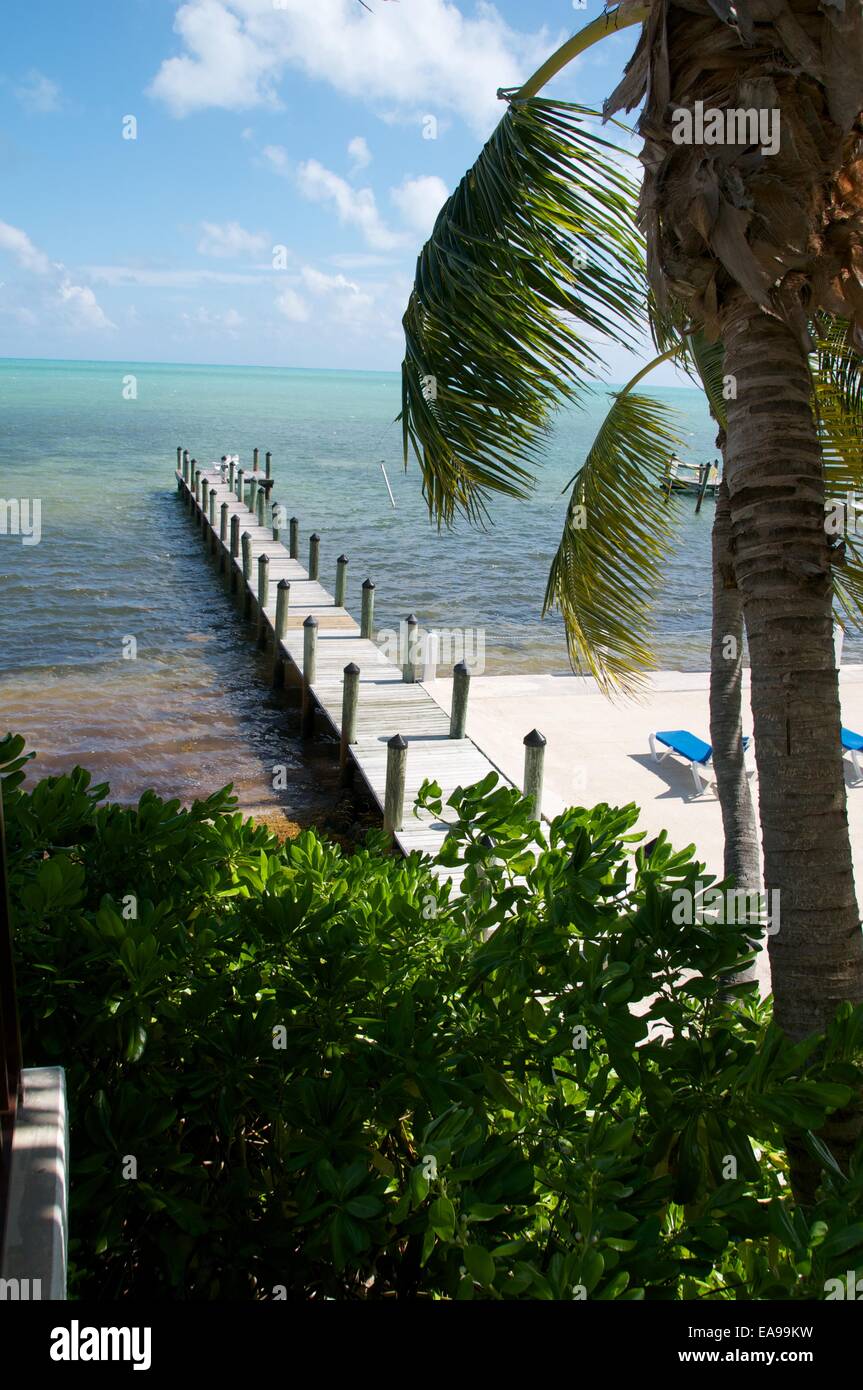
left=424, top=666, right=863, bottom=991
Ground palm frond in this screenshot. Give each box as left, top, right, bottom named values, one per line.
left=401, top=98, right=647, bottom=526
left=543, top=378, right=683, bottom=696
left=811, top=330, right=863, bottom=631
left=684, top=331, right=728, bottom=432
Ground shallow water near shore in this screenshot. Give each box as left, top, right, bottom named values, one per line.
left=1, top=357, right=857, bottom=819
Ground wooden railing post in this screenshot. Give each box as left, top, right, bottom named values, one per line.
left=236, top=467, right=245, bottom=503
left=402, top=614, right=419, bottom=683
left=335, top=555, right=348, bottom=608
left=523, top=729, right=547, bottom=820
left=230, top=515, right=241, bottom=592
left=450, top=661, right=470, bottom=738
left=290, top=517, right=299, bottom=560
left=220, top=502, right=229, bottom=570
left=340, top=662, right=360, bottom=784
left=309, top=533, right=320, bottom=581
left=273, top=580, right=290, bottom=686
left=384, top=734, right=408, bottom=839
left=302, top=616, right=318, bottom=737
left=265, top=450, right=272, bottom=479
left=257, top=554, right=270, bottom=646
left=241, top=532, right=252, bottom=617
left=361, top=579, right=375, bottom=639
left=253, top=447, right=260, bottom=473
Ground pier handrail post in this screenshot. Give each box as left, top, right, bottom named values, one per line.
left=301, top=615, right=318, bottom=737
left=220, top=455, right=228, bottom=485
left=209, top=487, right=217, bottom=551
left=361, top=579, right=375, bottom=640
left=272, top=502, right=282, bottom=543
left=230, top=515, right=241, bottom=591
left=290, top=517, right=299, bottom=560
left=340, top=662, right=360, bottom=784
left=384, top=734, right=408, bottom=840
left=236, top=467, right=245, bottom=503
left=249, top=475, right=259, bottom=515
left=450, top=661, right=471, bottom=738
left=241, top=532, right=253, bottom=617
left=220, top=502, right=229, bottom=571
left=335, top=555, right=348, bottom=608
left=523, top=729, right=547, bottom=821
left=265, top=450, right=272, bottom=479
left=194, top=467, right=202, bottom=520
left=308, top=533, right=320, bottom=580
left=253, top=447, right=260, bottom=473
left=256, top=488, right=266, bottom=527
left=177, top=445, right=182, bottom=473
left=257, top=553, right=270, bottom=646
left=272, top=579, right=290, bottom=686
left=402, top=614, right=419, bottom=683
left=183, top=448, right=190, bottom=484
left=201, top=478, right=209, bottom=531
left=228, top=458, right=236, bottom=493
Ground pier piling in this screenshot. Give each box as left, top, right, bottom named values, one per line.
left=523, top=729, right=547, bottom=821
left=361, top=579, right=375, bottom=640
left=450, top=661, right=471, bottom=739
left=301, top=615, right=318, bottom=737
left=273, top=579, right=290, bottom=686
left=340, top=662, right=360, bottom=784
left=384, top=734, right=408, bottom=839
left=309, top=533, right=320, bottom=581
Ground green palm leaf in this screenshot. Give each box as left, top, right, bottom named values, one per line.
left=401, top=97, right=646, bottom=526
left=543, top=373, right=683, bottom=696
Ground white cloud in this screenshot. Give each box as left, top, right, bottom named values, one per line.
left=261, top=144, right=289, bottom=175
left=275, top=286, right=309, bottom=322
left=297, top=159, right=400, bottom=250
left=85, top=265, right=273, bottom=287
left=0, top=222, right=53, bottom=275
left=197, top=220, right=268, bottom=259
left=347, top=135, right=371, bottom=173
left=149, top=0, right=558, bottom=134
left=181, top=305, right=245, bottom=332
left=15, top=70, right=61, bottom=114
left=58, top=281, right=114, bottom=331
left=300, top=266, right=374, bottom=322
left=0, top=221, right=114, bottom=331
left=390, top=175, right=449, bottom=237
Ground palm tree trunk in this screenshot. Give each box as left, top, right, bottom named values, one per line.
left=709, top=476, right=760, bottom=895
left=721, top=292, right=863, bottom=1048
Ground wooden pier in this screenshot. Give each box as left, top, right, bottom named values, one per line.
left=175, top=450, right=546, bottom=889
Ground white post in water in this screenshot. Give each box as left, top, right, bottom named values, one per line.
left=290, top=517, right=299, bottom=560
left=273, top=579, right=290, bottom=686
left=302, top=615, right=318, bottom=737
left=309, top=533, right=320, bottom=581
left=523, top=729, right=547, bottom=821
left=241, top=532, right=252, bottom=617
left=335, top=555, right=348, bottom=607
left=384, top=734, right=408, bottom=840
left=402, top=615, right=419, bottom=683
left=257, top=553, right=270, bottom=646
left=340, top=662, right=360, bottom=785
left=361, top=579, right=375, bottom=639
left=450, top=661, right=470, bottom=738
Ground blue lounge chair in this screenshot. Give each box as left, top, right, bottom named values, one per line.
left=842, top=727, right=863, bottom=782
left=649, top=729, right=751, bottom=795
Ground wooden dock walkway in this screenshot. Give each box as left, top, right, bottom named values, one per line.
left=174, top=452, right=546, bottom=890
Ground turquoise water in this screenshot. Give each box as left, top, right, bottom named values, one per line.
left=1, top=357, right=843, bottom=814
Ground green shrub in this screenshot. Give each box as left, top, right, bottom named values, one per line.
left=3, top=732, right=863, bottom=1300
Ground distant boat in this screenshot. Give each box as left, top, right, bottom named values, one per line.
left=661, top=456, right=720, bottom=497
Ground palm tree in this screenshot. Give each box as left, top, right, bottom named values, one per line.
left=399, top=5, right=863, bottom=1065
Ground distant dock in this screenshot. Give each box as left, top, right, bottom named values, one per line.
left=175, top=448, right=548, bottom=889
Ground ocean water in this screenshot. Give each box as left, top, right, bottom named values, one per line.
left=1, top=358, right=852, bottom=819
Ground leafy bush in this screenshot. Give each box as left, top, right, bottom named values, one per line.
left=3, top=732, right=863, bottom=1300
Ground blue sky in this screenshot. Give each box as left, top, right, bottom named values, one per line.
left=0, top=0, right=678, bottom=380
